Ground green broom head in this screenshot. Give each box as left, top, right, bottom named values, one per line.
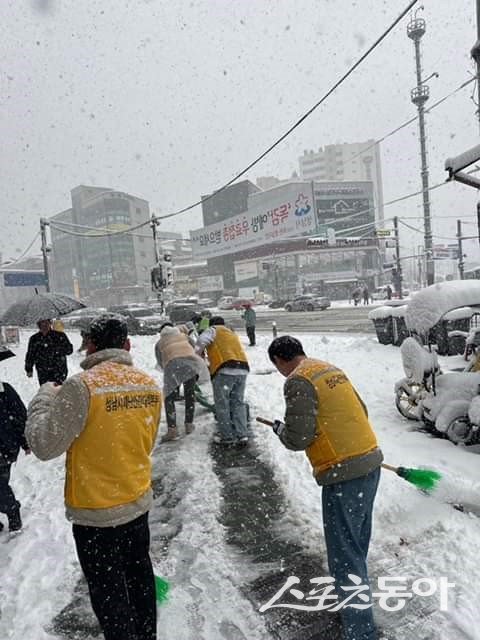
left=397, top=466, right=442, bottom=492
left=155, top=575, right=170, bottom=604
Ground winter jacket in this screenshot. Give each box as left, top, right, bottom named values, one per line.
left=242, top=308, right=256, bottom=327
left=25, top=330, right=73, bottom=384
left=200, top=326, right=249, bottom=378
left=0, top=382, right=28, bottom=465
left=155, top=326, right=204, bottom=397
left=155, top=327, right=197, bottom=369
left=279, top=358, right=383, bottom=485
left=26, top=349, right=162, bottom=527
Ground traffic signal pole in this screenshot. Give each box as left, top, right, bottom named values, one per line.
left=40, top=218, right=50, bottom=292
left=394, top=216, right=403, bottom=299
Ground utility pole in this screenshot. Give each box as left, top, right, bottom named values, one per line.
left=408, top=9, right=434, bottom=285
left=393, top=216, right=403, bottom=299
left=471, top=0, right=480, bottom=128
left=457, top=219, right=465, bottom=279
left=40, top=218, right=50, bottom=293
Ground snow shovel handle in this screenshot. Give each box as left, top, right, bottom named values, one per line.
left=256, top=416, right=274, bottom=427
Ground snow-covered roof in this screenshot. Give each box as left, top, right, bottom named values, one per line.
left=443, top=307, right=477, bottom=321
left=368, top=305, right=407, bottom=320
left=405, top=280, right=480, bottom=334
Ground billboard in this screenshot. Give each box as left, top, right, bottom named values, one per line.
left=190, top=183, right=316, bottom=259
left=3, top=271, right=46, bottom=287
left=197, top=275, right=224, bottom=292
left=234, top=261, right=258, bottom=283
left=314, top=182, right=374, bottom=233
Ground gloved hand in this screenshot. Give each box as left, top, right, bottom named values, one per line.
left=273, top=420, right=285, bottom=436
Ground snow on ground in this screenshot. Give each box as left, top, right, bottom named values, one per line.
left=1, top=329, right=480, bottom=639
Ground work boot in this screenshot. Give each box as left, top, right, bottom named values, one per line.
left=8, top=508, right=22, bottom=532
left=185, top=423, right=195, bottom=435
left=161, top=428, right=179, bottom=443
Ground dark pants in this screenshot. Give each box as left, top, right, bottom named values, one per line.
left=0, top=463, right=20, bottom=517
left=246, top=326, right=256, bottom=346
left=72, top=513, right=157, bottom=640
left=37, top=369, right=67, bottom=386
left=165, top=376, right=196, bottom=429
left=322, top=468, right=380, bottom=640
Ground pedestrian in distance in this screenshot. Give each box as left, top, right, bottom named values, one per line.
left=196, top=316, right=250, bottom=446
left=25, top=319, right=73, bottom=385
left=242, top=302, right=257, bottom=346
left=155, top=322, right=204, bottom=442
left=26, top=314, right=162, bottom=640
left=386, top=285, right=393, bottom=300
left=362, top=286, right=370, bottom=306
left=0, top=347, right=29, bottom=533
left=267, top=335, right=383, bottom=640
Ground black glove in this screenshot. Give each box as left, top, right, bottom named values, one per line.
left=273, top=420, right=285, bottom=436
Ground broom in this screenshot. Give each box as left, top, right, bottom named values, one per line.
left=155, top=575, right=170, bottom=603
left=256, top=416, right=442, bottom=493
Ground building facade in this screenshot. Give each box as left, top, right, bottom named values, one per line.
left=298, top=141, right=384, bottom=223
left=193, top=179, right=380, bottom=300
left=49, top=185, right=155, bottom=305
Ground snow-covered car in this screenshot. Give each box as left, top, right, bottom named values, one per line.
left=284, top=295, right=331, bottom=312
left=62, top=307, right=107, bottom=329
left=119, top=307, right=168, bottom=335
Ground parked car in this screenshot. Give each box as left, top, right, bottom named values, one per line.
left=284, top=294, right=331, bottom=312
left=62, top=307, right=107, bottom=328
left=168, top=302, right=204, bottom=324
left=217, top=296, right=234, bottom=310
left=232, top=298, right=255, bottom=310
left=268, top=298, right=289, bottom=309
left=112, top=307, right=167, bottom=335
left=165, top=297, right=200, bottom=315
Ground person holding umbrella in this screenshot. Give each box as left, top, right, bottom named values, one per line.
left=0, top=347, right=29, bottom=533
left=25, top=319, right=73, bottom=385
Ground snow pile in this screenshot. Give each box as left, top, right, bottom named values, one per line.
left=421, top=371, right=480, bottom=427
left=405, top=280, right=480, bottom=334
left=400, top=336, right=438, bottom=382
left=468, top=396, right=480, bottom=425
left=443, top=307, right=475, bottom=321
left=368, top=305, right=407, bottom=320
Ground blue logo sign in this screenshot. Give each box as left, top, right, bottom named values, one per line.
left=294, top=194, right=311, bottom=217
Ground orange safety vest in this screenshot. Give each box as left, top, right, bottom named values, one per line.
left=65, top=361, right=162, bottom=509
left=290, top=358, right=378, bottom=476
left=206, top=326, right=249, bottom=377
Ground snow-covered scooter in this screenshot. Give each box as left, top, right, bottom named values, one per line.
left=394, top=281, right=480, bottom=447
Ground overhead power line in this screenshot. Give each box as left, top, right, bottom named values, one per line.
left=152, top=0, right=419, bottom=222
left=1, top=232, right=41, bottom=266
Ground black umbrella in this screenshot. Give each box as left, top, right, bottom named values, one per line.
left=0, top=347, right=15, bottom=362
left=0, top=293, right=85, bottom=327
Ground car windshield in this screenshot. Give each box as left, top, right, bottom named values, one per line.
left=129, top=309, right=154, bottom=318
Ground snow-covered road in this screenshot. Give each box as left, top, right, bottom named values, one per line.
left=0, top=330, right=479, bottom=640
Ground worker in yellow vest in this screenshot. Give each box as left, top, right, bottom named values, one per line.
left=195, top=316, right=250, bottom=445
left=26, top=314, right=162, bottom=640
left=267, top=335, right=383, bottom=640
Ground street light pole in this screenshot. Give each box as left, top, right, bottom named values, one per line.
left=472, top=0, right=480, bottom=128
left=408, top=9, right=434, bottom=285
left=457, top=219, right=465, bottom=279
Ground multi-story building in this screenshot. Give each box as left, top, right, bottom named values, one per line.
left=298, top=141, right=384, bottom=223
left=49, top=185, right=155, bottom=305
left=193, top=179, right=380, bottom=300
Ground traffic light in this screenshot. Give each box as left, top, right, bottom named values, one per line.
left=151, top=265, right=163, bottom=291
left=163, top=252, right=172, bottom=262
left=166, top=268, right=174, bottom=287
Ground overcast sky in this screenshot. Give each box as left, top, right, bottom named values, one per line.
left=2, top=0, right=480, bottom=268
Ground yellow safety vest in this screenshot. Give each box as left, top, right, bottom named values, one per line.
left=65, top=361, right=162, bottom=509
left=206, top=326, right=249, bottom=377
left=290, top=358, right=378, bottom=476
